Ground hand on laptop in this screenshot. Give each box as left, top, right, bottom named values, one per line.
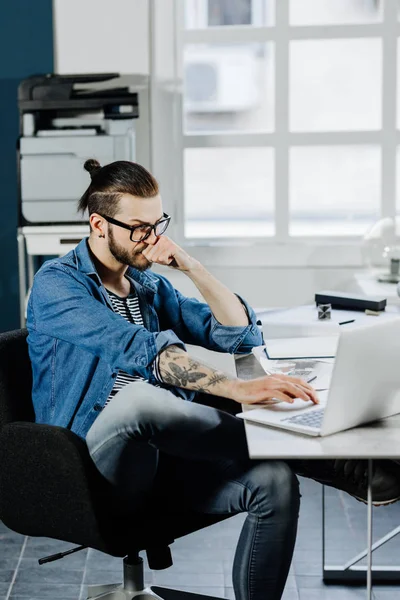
left=233, top=373, right=319, bottom=407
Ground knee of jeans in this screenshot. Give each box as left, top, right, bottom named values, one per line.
left=245, top=460, right=300, bottom=518
left=105, top=382, right=187, bottom=434
left=111, top=382, right=165, bottom=415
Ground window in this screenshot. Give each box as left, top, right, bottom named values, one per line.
left=289, top=38, right=382, bottom=132
left=290, top=145, right=381, bottom=236
left=184, top=147, right=275, bottom=238
left=184, top=42, right=274, bottom=134
left=177, top=0, right=397, bottom=247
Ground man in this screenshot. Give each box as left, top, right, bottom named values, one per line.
left=27, top=159, right=400, bottom=600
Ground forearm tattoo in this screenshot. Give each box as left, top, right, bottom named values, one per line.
left=159, top=344, right=231, bottom=394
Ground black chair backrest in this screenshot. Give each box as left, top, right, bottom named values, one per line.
left=0, top=329, right=34, bottom=430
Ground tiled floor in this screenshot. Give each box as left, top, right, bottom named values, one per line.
left=1, top=477, right=400, bottom=599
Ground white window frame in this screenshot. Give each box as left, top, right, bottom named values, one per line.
left=155, top=0, right=400, bottom=267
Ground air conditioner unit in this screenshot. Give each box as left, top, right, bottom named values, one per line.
left=184, top=45, right=260, bottom=113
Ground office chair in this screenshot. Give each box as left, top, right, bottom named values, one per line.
left=0, top=329, right=233, bottom=599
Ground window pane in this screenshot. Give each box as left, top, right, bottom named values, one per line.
left=184, top=147, right=274, bottom=238
left=290, top=0, right=382, bottom=25
left=184, top=43, right=274, bottom=133
left=290, top=39, right=382, bottom=132
left=185, top=0, right=274, bottom=29
left=396, top=148, right=400, bottom=212
left=397, top=39, right=400, bottom=129
left=289, top=146, right=381, bottom=237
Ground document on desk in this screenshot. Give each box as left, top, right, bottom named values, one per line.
left=262, top=319, right=340, bottom=340
left=252, top=345, right=333, bottom=391
left=263, top=336, right=338, bottom=360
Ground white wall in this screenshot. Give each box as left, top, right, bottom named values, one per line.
left=53, top=0, right=149, bottom=74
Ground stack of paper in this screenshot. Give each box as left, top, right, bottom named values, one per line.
left=263, top=336, right=338, bottom=360
left=262, top=319, right=340, bottom=340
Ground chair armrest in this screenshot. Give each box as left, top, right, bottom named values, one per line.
left=0, top=421, right=113, bottom=549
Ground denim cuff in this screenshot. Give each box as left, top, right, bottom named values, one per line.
left=209, top=294, right=262, bottom=353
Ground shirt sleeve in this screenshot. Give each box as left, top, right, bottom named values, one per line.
left=152, top=352, right=163, bottom=383
left=155, top=274, right=263, bottom=354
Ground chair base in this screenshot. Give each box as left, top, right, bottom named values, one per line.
left=86, top=555, right=225, bottom=600
left=86, top=581, right=163, bottom=599
left=87, top=583, right=225, bottom=599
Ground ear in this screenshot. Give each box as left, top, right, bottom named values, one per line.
left=90, top=213, right=106, bottom=238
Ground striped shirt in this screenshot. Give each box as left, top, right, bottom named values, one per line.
left=105, top=283, right=162, bottom=406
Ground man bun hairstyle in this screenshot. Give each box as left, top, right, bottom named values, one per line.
left=78, top=159, right=159, bottom=220
left=83, top=158, right=101, bottom=179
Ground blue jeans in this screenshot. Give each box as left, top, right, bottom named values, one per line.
left=86, top=382, right=300, bottom=600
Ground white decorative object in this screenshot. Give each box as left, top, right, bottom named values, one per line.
left=362, top=216, right=400, bottom=284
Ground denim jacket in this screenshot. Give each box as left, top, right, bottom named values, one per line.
left=26, top=238, right=262, bottom=439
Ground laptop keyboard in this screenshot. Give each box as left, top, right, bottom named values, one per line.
left=282, top=408, right=325, bottom=429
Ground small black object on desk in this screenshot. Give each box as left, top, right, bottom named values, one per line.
left=315, top=290, right=387, bottom=312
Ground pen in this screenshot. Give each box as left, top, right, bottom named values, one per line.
left=339, top=319, right=355, bottom=325
left=307, top=376, right=317, bottom=384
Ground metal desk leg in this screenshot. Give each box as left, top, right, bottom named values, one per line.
left=17, top=229, right=27, bottom=328
left=322, top=481, right=326, bottom=575
left=341, top=527, right=400, bottom=573
left=323, top=459, right=400, bottom=587
left=367, top=459, right=373, bottom=600
left=27, top=252, right=34, bottom=289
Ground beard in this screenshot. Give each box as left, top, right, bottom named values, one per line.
left=107, top=224, right=152, bottom=271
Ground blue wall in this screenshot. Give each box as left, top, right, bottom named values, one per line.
left=0, top=0, right=53, bottom=331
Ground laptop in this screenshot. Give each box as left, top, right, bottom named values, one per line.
left=237, top=317, right=400, bottom=437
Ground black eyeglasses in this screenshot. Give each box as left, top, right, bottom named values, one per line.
left=98, top=212, right=171, bottom=242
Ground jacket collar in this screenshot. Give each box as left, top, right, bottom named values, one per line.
left=72, top=238, right=159, bottom=293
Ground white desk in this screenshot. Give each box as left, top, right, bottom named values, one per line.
left=353, top=270, right=400, bottom=306
left=236, top=353, right=400, bottom=600
left=242, top=408, right=400, bottom=461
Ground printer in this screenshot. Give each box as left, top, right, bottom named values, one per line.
left=18, top=73, right=149, bottom=225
